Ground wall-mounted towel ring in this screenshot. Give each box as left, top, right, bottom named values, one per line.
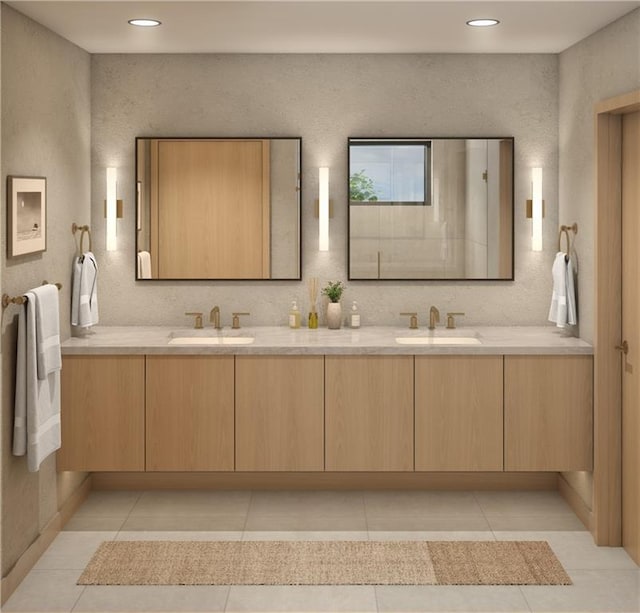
left=558, top=223, right=578, bottom=258
left=71, top=223, right=92, bottom=254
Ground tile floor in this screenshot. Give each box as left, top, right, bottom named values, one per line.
left=4, top=490, right=639, bottom=612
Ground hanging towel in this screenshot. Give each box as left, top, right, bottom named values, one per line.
left=566, top=255, right=578, bottom=326
left=137, top=251, right=152, bottom=279
left=548, top=252, right=568, bottom=326
left=548, top=252, right=578, bottom=328
left=71, top=251, right=99, bottom=327
left=71, top=255, right=82, bottom=326
left=13, top=291, right=61, bottom=472
left=32, top=284, right=61, bottom=379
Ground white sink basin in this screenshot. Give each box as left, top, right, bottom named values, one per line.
left=168, top=336, right=254, bottom=345
left=395, top=336, right=481, bottom=345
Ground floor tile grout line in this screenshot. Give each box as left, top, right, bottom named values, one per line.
left=362, top=491, right=371, bottom=541
left=222, top=584, right=232, bottom=613
left=240, top=490, right=253, bottom=540
left=115, top=490, right=143, bottom=539
left=69, top=584, right=86, bottom=613
left=518, top=585, right=535, bottom=613
left=472, top=490, right=497, bottom=540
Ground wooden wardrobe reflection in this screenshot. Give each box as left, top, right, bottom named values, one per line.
left=149, top=139, right=270, bottom=279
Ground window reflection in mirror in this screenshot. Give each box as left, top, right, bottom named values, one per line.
left=348, top=137, right=514, bottom=281
left=136, top=137, right=301, bottom=280
left=349, top=140, right=432, bottom=206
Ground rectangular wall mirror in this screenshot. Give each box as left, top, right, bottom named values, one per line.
left=136, top=137, right=301, bottom=280
left=348, top=137, right=514, bottom=280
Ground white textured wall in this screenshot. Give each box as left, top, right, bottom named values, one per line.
left=0, top=5, right=90, bottom=576
left=92, top=53, right=558, bottom=328
left=559, top=7, right=640, bottom=343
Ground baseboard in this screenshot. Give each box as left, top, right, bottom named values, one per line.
left=59, top=473, right=93, bottom=526
left=92, top=471, right=558, bottom=491
left=0, top=474, right=92, bottom=606
left=558, top=473, right=593, bottom=531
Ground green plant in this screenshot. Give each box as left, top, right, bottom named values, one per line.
left=349, top=170, right=379, bottom=202
left=322, top=280, right=345, bottom=303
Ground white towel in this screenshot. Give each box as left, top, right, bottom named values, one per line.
left=137, top=251, right=152, bottom=279
left=548, top=252, right=578, bottom=327
left=13, top=291, right=61, bottom=472
left=566, top=255, right=577, bottom=326
left=71, top=251, right=99, bottom=327
left=71, top=255, right=82, bottom=326
left=31, top=284, right=61, bottom=379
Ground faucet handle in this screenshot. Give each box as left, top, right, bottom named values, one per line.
left=232, top=312, right=250, bottom=329
left=185, top=312, right=204, bottom=329
left=400, top=312, right=419, bottom=330
left=446, top=312, right=465, bottom=329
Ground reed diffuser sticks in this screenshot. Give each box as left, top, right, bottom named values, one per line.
left=308, top=277, right=319, bottom=329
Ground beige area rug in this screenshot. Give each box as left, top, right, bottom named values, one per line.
left=78, top=541, right=571, bottom=586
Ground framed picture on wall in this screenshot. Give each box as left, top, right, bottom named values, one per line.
left=7, top=176, right=47, bottom=258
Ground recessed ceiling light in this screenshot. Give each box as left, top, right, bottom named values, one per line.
left=128, top=18, right=162, bottom=27
left=466, top=18, right=500, bottom=27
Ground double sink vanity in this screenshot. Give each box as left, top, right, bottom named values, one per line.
left=59, top=325, right=593, bottom=481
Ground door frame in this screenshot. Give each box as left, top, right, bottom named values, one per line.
left=594, top=89, right=640, bottom=546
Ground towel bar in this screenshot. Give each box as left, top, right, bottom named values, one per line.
left=2, top=282, right=62, bottom=308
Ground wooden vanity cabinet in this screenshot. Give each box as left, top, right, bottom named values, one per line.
left=415, top=356, right=504, bottom=471
left=235, top=356, right=324, bottom=471
left=325, top=356, right=414, bottom=471
left=58, top=355, right=145, bottom=471
left=504, top=355, right=593, bottom=471
left=146, top=356, right=234, bottom=471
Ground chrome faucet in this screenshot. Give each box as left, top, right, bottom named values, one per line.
left=428, top=306, right=440, bottom=330
left=210, top=305, right=222, bottom=330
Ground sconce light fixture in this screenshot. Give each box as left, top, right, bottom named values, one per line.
left=526, top=167, right=544, bottom=252
left=105, top=168, right=123, bottom=251
left=318, top=167, right=330, bottom=251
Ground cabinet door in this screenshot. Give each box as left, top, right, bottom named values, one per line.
left=415, top=356, right=503, bottom=471
left=505, top=355, right=593, bottom=471
left=58, top=355, right=145, bottom=471
left=146, top=356, right=234, bottom=471
left=235, top=356, right=324, bottom=471
left=325, top=356, right=414, bottom=471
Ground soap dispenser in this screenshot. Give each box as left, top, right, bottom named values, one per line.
left=289, top=300, right=301, bottom=329
left=350, top=301, right=361, bottom=328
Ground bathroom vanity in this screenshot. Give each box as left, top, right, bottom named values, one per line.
left=58, top=326, right=593, bottom=478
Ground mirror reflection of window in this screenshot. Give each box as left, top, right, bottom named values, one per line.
left=349, top=141, right=432, bottom=206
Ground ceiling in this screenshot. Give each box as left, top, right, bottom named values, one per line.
left=6, top=1, right=640, bottom=54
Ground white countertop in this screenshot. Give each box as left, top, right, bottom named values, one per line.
left=61, top=325, right=593, bottom=355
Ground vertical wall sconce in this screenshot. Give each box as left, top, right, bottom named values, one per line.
left=526, top=167, right=544, bottom=252
left=105, top=168, right=124, bottom=251
left=105, top=168, right=118, bottom=251
left=318, top=167, right=330, bottom=252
